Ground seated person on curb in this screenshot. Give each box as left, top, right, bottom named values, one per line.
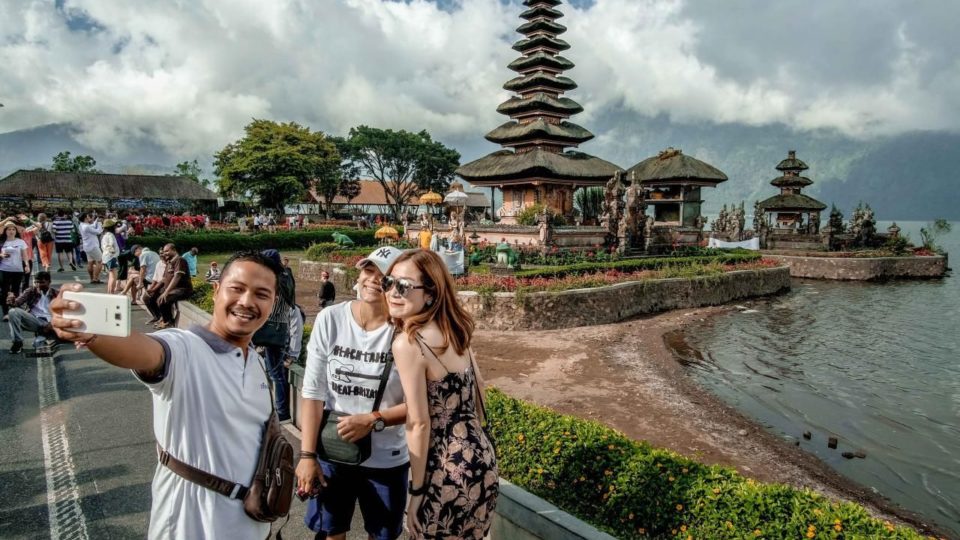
left=205, top=261, right=222, bottom=283
left=128, top=245, right=161, bottom=304
left=143, top=244, right=192, bottom=329
left=7, top=271, right=58, bottom=353
left=49, top=251, right=283, bottom=540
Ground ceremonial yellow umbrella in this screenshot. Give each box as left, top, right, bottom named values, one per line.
left=420, top=191, right=443, bottom=205
left=375, top=225, right=399, bottom=241
left=420, top=191, right=443, bottom=226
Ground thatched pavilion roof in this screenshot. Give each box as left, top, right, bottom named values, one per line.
left=0, top=170, right=218, bottom=200
left=758, top=193, right=827, bottom=211
left=626, top=148, right=728, bottom=186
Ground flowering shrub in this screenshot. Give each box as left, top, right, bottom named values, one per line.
left=487, top=388, right=927, bottom=539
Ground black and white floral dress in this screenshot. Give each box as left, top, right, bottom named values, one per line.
left=412, top=339, right=498, bottom=540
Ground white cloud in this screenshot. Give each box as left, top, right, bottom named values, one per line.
left=1, top=0, right=958, bottom=163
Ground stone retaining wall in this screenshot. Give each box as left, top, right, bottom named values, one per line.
left=765, top=254, right=947, bottom=280
left=462, top=267, right=791, bottom=331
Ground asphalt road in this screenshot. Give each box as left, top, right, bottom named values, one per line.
left=0, top=270, right=363, bottom=540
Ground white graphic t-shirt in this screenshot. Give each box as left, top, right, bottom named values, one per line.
left=302, top=302, right=408, bottom=468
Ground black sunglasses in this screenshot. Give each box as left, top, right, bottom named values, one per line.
left=381, top=276, right=427, bottom=297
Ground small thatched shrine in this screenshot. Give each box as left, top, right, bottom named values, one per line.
left=623, top=148, right=727, bottom=252
left=757, top=150, right=827, bottom=232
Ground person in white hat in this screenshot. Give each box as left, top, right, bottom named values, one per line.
left=297, top=245, right=410, bottom=540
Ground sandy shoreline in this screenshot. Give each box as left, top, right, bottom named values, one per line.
left=472, top=306, right=952, bottom=538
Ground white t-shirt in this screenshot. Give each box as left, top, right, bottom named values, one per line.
left=139, top=249, right=161, bottom=281
left=31, top=288, right=54, bottom=320
left=302, top=302, right=408, bottom=468
left=0, top=238, right=28, bottom=272
left=79, top=221, right=102, bottom=252
left=137, top=326, right=271, bottom=540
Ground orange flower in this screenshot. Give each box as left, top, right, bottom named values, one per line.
left=676, top=504, right=684, bottom=511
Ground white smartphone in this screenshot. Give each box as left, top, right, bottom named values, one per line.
left=61, top=291, right=132, bottom=337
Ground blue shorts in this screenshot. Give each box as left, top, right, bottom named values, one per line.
left=304, top=460, right=409, bottom=540
left=104, top=258, right=119, bottom=270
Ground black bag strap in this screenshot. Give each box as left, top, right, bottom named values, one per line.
left=371, top=326, right=399, bottom=412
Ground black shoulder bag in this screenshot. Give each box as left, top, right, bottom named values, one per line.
left=318, top=349, right=395, bottom=465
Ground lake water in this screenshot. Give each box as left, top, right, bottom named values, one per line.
left=675, top=221, right=959, bottom=535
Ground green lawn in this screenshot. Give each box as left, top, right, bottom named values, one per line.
left=195, top=250, right=308, bottom=279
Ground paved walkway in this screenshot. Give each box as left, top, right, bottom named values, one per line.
left=0, top=270, right=364, bottom=539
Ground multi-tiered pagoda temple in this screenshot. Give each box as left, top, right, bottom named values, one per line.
left=456, top=0, right=621, bottom=224
left=758, top=150, right=827, bottom=233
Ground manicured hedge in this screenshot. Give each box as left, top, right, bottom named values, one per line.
left=133, top=229, right=380, bottom=253
left=514, top=252, right=762, bottom=279
left=486, top=388, right=924, bottom=539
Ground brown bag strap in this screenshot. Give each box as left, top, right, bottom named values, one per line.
left=157, top=443, right=248, bottom=500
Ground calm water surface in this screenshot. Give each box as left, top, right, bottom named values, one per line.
left=677, top=221, right=959, bottom=535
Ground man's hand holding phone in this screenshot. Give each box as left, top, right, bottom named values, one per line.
left=50, top=284, right=132, bottom=346
left=50, top=283, right=96, bottom=346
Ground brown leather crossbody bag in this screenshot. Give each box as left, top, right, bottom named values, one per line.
left=156, top=356, right=295, bottom=523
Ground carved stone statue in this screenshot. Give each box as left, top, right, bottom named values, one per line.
left=537, top=211, right=552, bottom=248
left=623, top=182, right=645, bottom=249
left=602, top=171, right=627, bottom=249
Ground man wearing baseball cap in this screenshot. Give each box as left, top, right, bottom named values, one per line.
left=297, top=244, right=409, bottom=540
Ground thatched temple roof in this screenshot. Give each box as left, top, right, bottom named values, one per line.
left=457, top=149, right=621, bottom=186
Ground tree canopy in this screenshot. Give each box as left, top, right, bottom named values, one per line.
left=340, top=125, right=460, bottom=221
left=173, top=159, right=212, bottom=188
left=214, top=120, right=339, bottom=211
left=51, top=151, right=101, bottom=173
left=312, top=136, right=362, bottom=219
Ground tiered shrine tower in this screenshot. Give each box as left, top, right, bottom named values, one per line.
left=456, top=0, right=620, bottom=224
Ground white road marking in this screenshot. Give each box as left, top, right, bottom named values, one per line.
left=38, top=355, right=89, bottom=540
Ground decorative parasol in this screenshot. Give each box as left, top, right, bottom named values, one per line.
left=375, top=225, right=399, bottom=240
left=420, top=191, right=443, bottom=205
left=443, top=191, right=469, bottom=206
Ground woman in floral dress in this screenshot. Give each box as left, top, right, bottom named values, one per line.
left=387, top=249, right=498, bottom=539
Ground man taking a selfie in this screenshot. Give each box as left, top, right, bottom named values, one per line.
left=49, top=250, right=283, bottom=540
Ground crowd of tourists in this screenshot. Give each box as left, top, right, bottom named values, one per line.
left=7, top=208, right=499, bottom=539
left=2, top=209, right=215, bottom=351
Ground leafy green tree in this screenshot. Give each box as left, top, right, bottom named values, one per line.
left=51, top=151, right=101, bottom=173
left=214, top=120, right=340, bottom=212
left=312, top=136, right=362, bottom=219
left=341, top=125, right=460, bottom=222
left=173, top=159, right=212, bottom=188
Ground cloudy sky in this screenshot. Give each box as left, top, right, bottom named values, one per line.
left=1, top=0, right=959, bottom=165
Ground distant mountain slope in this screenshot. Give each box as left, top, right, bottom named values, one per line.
left=594, top=111, right=960, bottom=220
left=0, top=123, right=176, bottom=178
